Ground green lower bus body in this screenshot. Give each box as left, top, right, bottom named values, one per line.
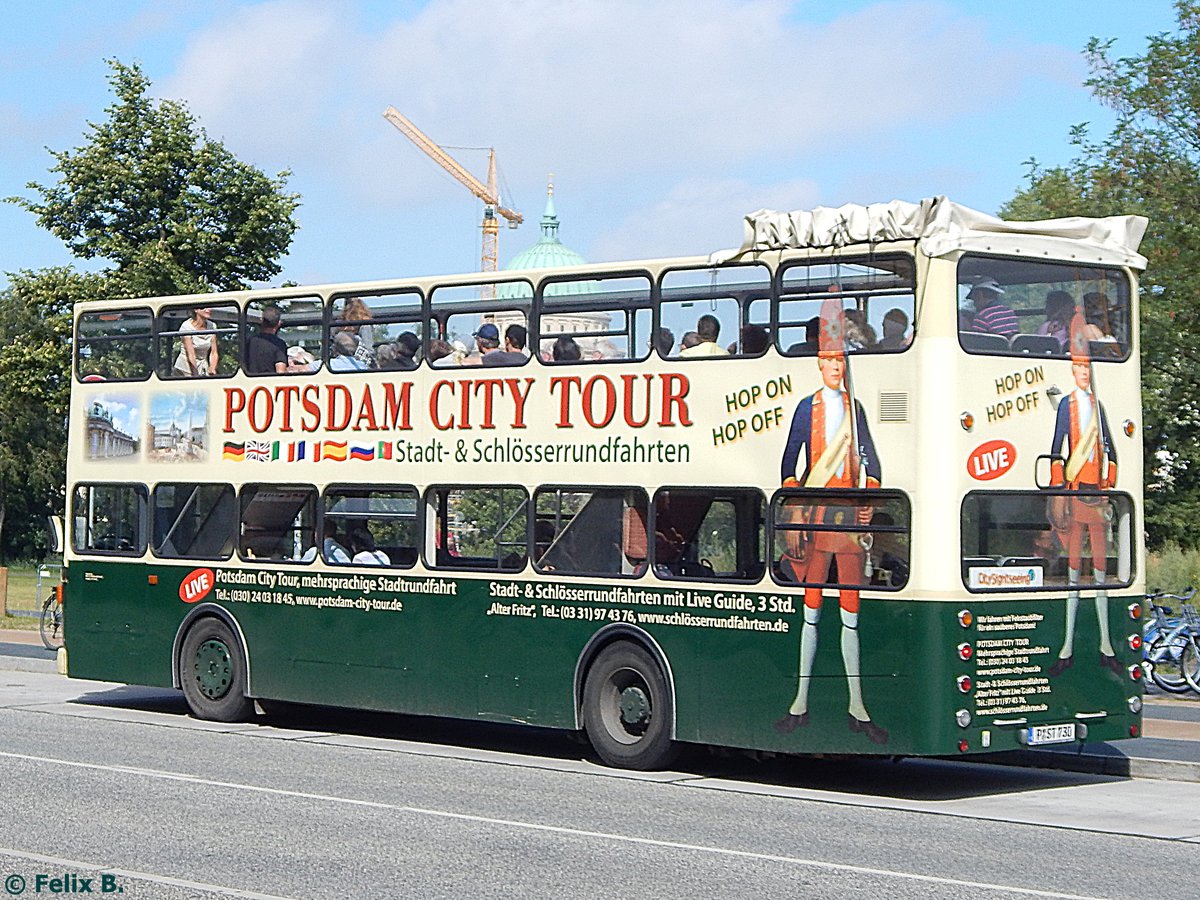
left=63, top=560, right=1143, bottom=757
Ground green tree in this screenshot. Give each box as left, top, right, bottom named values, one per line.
left=1002, top=2, right=1200, bottom=549
left=0, top=268, right=109, bottom=560
left=10, top=59, right=299, bottom=295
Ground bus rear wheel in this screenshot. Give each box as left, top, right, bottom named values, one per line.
left=180, top=619, right=254, bottom=722
left=583, top=642, right=679, bottom=770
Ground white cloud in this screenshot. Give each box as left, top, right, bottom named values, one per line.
left=158, top=0, right=1079, bottom=265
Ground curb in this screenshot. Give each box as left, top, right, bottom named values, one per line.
left=982, top=748, right=1200, bottom=783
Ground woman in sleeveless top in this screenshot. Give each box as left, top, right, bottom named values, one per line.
left=173, top=308, right=219, bottom=376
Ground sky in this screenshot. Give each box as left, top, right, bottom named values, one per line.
left=0, top=1, right=1183, bottom=293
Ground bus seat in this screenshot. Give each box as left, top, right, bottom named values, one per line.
left=1010, top=335, right=1061, bottom=356
left=622, top=506, right=648, bottom=563
left=1001, top=556, right=1045, bottom=569
left=960, top=332, right=1011, bottom=353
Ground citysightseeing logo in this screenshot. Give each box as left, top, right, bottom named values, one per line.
left=968, top=566, right=1044, bottom=589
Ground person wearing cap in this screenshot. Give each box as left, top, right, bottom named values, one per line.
left=483, top=323, right=528, bottom=366
left=774, top=298, right=887, bottom=746
left=968, top=276, right=1018, bottom=339
left=471, top=322, right=505, bottom=364
left=1046, top=312, right=1120, bottom=677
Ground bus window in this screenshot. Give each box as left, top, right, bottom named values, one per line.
left=778, top=255, right=915, bottom=356
left=429, top=280, right=533, bottom=367
left=238, top=485, right=317, bottom=563
left=660, top=264, right=770, bottom=359
left=961, top=491, right=1135, bottom=591
left=329, top=290, right=423, bottom=373
left=533, top=487, right=649, bottom=576
left=956, top=257, right=1131, bottom=360
left=76, top=309, right=153, bottom=381
left=152, top=483, right=236, bottom=560
left=652, top=488, right=765, bottom=582
left=427, top=486, right=527, bottom=571
left=71, top=483, right=147, bottom=556
left=157, top=304, right=239, bottom=379
left=771, top=490, right=911, bottom=590
left=323, top=486, right=419, bottom=568
left=244, top=297, right=324, bottom=376
left=538, top=274, right=652, bottom=363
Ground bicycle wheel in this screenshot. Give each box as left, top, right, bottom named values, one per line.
left=39, top=598, right=63, bottom=651
left=1148, top=632, right=1191, bottom=694
left=1182, top=634, right=1200, bottom=694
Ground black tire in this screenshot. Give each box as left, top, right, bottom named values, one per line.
left=1148, top=633, right=1191, bottom=694
left=582, top=642, right=679, bottom=770
left=179, top=618, right=254, bottom=722
left=39, top=597, right=63, bottom=651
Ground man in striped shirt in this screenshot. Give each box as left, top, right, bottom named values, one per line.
left=969, top=276, right=1018, bottom=338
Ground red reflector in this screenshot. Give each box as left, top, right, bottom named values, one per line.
left=957, top=675, right=972, bottom=693
left=958, top=739, right=969, bottom=752
left=1129, top=634, right=1142, bottom=651
left=1129, top=665, right=1142, bottom=681
left=958, top=642, right=973, bottom=660
left=1130, top=725, right=1139, bottom=737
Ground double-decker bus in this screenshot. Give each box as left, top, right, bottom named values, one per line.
left=62, top=197, right=1147, bottom=769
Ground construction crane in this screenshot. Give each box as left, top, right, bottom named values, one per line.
left=384, top=106, right=523, bottom=282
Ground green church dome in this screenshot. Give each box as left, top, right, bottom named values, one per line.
left=500, top=182, right=588, bottom=298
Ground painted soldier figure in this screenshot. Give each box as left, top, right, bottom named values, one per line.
left=1047, top=312, right=1120, bottom=676
left=775, top=299, right=887, bottom=744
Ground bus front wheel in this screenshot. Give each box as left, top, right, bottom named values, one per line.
left=582, top=642, right=679, bottom=770
left=180, top=618, right=254, bottom=722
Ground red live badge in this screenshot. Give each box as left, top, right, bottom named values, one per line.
left=179, top=568, right=215, bottom=603
left=967, top=440, right=1016, bottom=481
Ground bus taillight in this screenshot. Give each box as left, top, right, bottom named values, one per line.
left=1128, top=634, right=1142, bottom=651
left=958, top=642, right=972, bottom=660
left=958, top=739, right=969, bottom=752
left=957, top=675, right=972, bottom=693
left=1128, top=664, right=1142, bottom=681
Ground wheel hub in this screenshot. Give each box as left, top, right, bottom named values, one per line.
left=618, top=685, right=650, bottom=727
left=194, top=639, right=233, bottom=700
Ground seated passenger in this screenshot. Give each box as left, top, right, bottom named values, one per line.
left=654, top=327, right=675, bottom=357
left=330, top=332, right=369, bottom=371
left=482, top=323, right=528, bottom=366
left=968, top=276, right=1018, bottom=339
left=679, top=314, right=729, bottom=357
left=552, top=335, right=582, bottom=361
left=322, top=522, right=351, bottom=564
left=1037, top=291, right=1074, bottom=349
left=394, top=331, right=421, bottom=369
left=785, top=317, right=820, bottom=355
left=844, top=310, right=876, bottom=349
left=427, top=338, right=454, bottom=364
left=877, top=308, right=911, bottom=350
left=350, top=529, right=390, bottom=566
left=739, top=324, right=770, bottom=355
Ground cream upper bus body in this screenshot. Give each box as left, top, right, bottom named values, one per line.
left=65, top=198, right=1147, bottom=604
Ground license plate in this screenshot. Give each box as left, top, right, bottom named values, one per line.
left=1027, top=723, right=1076, bottom=745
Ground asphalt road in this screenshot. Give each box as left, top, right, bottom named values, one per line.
left=1, top=667, right=1198, bottom=899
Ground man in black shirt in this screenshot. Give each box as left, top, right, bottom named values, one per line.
left=246, top=306, right=288, bottom=375
left=482, top=323, right=528, bottom=366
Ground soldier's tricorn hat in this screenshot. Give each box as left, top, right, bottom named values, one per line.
left=1069, top=310, right=1091, bottom=365
left=818, top=297, right=845, bottom=359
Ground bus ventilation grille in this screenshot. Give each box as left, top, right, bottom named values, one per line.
left=877, top=391, right=909, bottom=423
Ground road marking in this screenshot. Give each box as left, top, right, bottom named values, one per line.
left=0, top=846, right=297, bottom=899
left=0, top=749, right=1106, bottom=899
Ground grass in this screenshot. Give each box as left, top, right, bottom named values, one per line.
left=1, top=563, right=59, bottom=632
left=1146, top=544, right=1200, bottom=594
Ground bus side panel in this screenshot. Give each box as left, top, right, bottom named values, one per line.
left=64, top=560, right=175, bottom=689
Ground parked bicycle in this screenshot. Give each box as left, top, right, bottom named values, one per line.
left=39, top=585, right=63, bottom=652
left=1144, top=588, right=1200, bottom=695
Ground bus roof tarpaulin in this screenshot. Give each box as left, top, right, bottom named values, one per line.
left=711, top=196, right=1148, bottom=270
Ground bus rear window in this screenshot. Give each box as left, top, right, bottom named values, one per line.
left=961, top=491, right=1135, bottom=591
left=957, top=257, right=1131, bottom=360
